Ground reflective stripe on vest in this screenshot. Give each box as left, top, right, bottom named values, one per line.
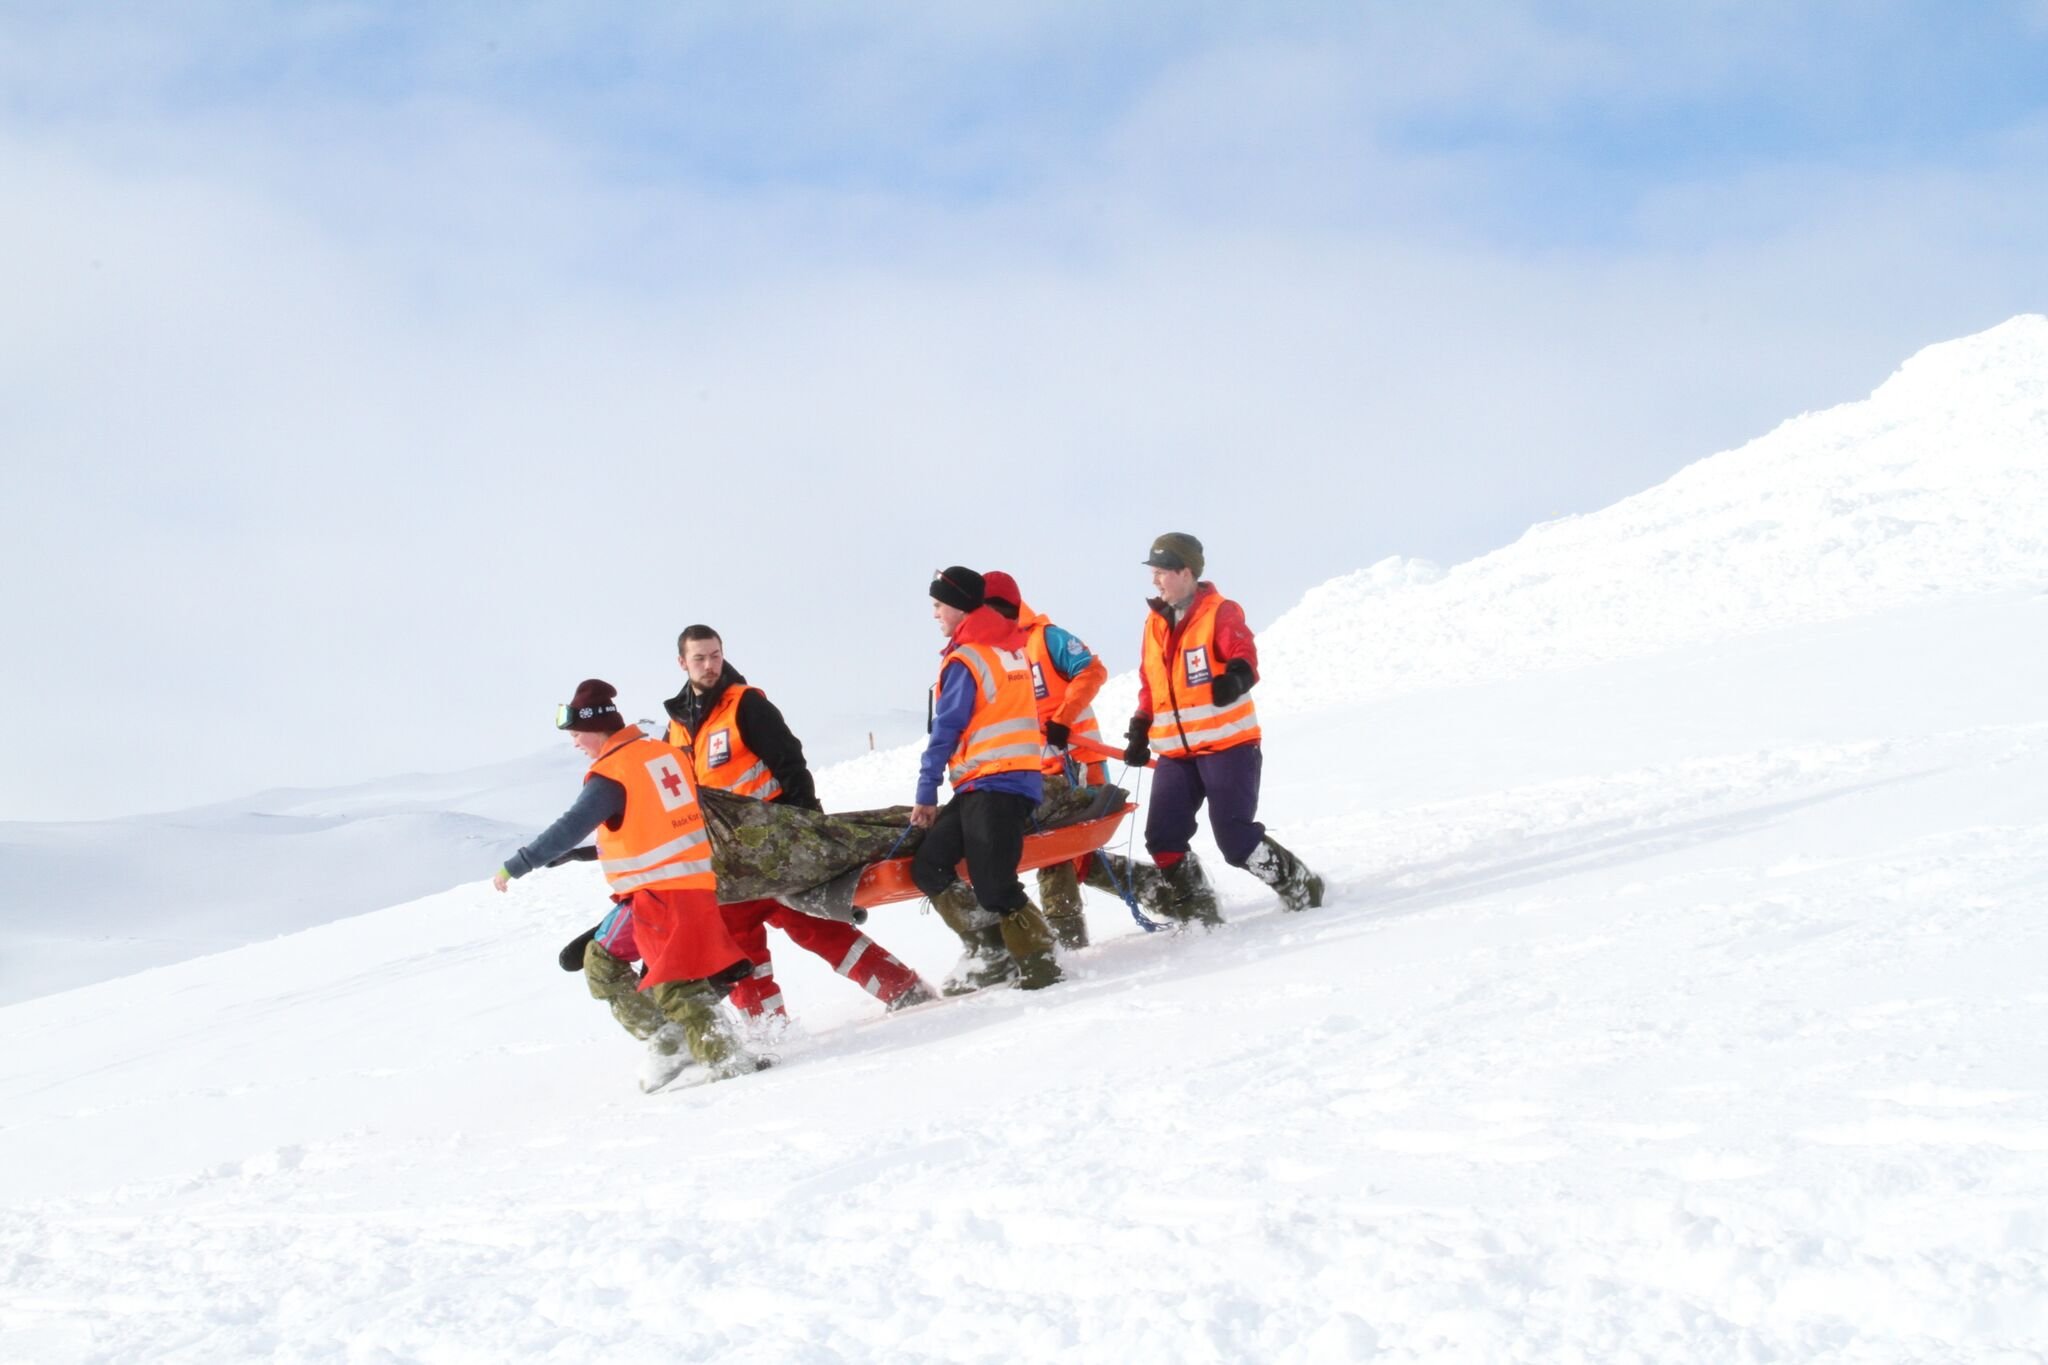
left=674, top=686, right=784, bottom=802
left=1140, top=590, right=1261, bottom=759
left=938, top=642, right=1042, bottom=789
left=1023, top=615, right=1104, bottom=777
left=586, top=727, right=717, bottom=895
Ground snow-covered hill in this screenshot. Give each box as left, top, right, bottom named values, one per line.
left=0, top=748, right=586, bottom=1006
left=1258, top=313, right=2048, bottom=712
left=2, top=318, right=2045, bottom=1361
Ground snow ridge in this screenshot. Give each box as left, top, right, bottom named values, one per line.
left=1259, top=314, right=2048, bottom=712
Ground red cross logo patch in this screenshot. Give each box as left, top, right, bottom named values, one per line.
left=647, top=755, right=691, bottom=811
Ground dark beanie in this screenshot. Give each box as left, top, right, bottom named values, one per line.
left=929, top=565, right=985, bottom=612
left=559, top=678, right=625, bottom=734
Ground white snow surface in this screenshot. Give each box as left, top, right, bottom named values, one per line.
left=3, top=317, right=2048, bottom=1361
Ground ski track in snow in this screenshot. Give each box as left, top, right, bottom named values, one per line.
left=5, top=319, right=2048, bottom=1362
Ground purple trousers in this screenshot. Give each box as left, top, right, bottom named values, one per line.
left=1145, top=742, right=1265, bottom=867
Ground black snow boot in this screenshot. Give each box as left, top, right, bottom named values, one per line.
left=1244, top=836, right=1324, bottom=912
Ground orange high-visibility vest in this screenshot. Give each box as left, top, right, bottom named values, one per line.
left=938, top=640, right=1042, bottom=790
left=667, top=686, right=784, bottom=802
left=1141, top=591, right=1262, bottom=759
left=586, top=726, right=716, bottom=895
left=1018, top=607, right=1105, bottom=779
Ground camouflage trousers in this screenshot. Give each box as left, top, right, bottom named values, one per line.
left=585, top=941, right=745, bottom=1072
left=1034, top=773, right=1088, bottom=948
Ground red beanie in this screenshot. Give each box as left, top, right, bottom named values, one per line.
left=558, top=678, right=624, bottom=733
left=981, top=570, right=1022, bottom=609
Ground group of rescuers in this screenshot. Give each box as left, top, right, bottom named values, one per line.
left=491, top=533, right=1324, bottom=1090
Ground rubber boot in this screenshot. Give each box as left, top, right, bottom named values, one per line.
left=886, top=979, right=940, bottom=1012
left=1160, top=853, right=1225, bottom=927
left=931, top=881, right=1018, bottom=995
left=1037, top=859, right=1090, bottom=950
left=648, top=978, right=764, bottom=1082
left=1082, top=851, right=1177, bottom=921
left=637, top=1021, right=693, bottom=1093
left=1244, top=836, right=1324, bottom=912
left=997, top=902, right=1064, bottom=991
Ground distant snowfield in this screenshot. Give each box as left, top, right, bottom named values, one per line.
left=0, top=750, right=586, bottom=1006
left=0, top=725, right=919, bottom=1008
left=3, top=319, right=2046, bottom=1361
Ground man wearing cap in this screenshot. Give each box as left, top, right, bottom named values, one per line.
left=666, top=623, right=935, bottom=1019
left=1122, top=534, right=1324, bottom=921
left=909, top=567, right=1064, bottom=992
left=494, top=679, right=765, bottom=1090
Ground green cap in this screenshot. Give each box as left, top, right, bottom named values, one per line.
left=1142, top=532, right=1204, bottom=578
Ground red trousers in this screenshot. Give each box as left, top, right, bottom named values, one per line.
left=717, top=898, right=922, bottom=1017
left=632, top=886, right=749, bottom=989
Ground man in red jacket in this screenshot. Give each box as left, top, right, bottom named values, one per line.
left=910, top=566, right=1063, bottom=992
left=975, top=570, right=1107, bottom=948
left=1122, top=533, right=1323, bottom=922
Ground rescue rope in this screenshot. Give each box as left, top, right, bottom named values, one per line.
left=880, top=819, right=917, bottom=862
left=1106, top=763, right=1167, bottom=933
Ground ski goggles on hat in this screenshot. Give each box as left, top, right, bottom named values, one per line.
left=555, top=702, right=619, bottom=729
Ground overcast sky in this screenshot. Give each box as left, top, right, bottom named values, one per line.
left=3, top=3, right=2045, bottom=821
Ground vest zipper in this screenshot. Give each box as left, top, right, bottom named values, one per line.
left=1161, top=605, right=1195, bottom=755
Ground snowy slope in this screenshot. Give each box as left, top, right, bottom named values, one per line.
left=2, top=318, right=2047, bottom=1362
left=1258, top=313, right=2048, bottom=712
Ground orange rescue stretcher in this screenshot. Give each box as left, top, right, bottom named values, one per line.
left=851, top=792, right=1139, bottom=909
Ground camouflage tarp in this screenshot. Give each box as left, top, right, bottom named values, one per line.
left=699, top=783, right=1130, bottom=923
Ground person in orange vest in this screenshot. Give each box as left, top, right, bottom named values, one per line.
left=665, top=623, right=936, bottom=1019
left=909, top=567, right=1063, bottom=992
left=931, top=571, right=1177, bottom=943
left=969, top=571, right=1107, bottom=949
left=494, top=679, right=765, bottom=1091
left=1121, top=533, right=1325, bottom=921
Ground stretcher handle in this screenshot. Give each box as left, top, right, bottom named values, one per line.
left=1064, top=734, right=1154, bottom=769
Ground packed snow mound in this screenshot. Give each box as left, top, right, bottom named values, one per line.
left=1258, top=314, right=2048, bottom=712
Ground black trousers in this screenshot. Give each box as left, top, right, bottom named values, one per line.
left=911, top=789, right=1036, bottom=914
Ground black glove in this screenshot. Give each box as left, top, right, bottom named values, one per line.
left=1123, top=715, right=1151, bottom=767
left=1043, top=720, right=1070, bottom=750
left=557, top=924, right=600, bottom=972
left=545, top=845, right=599, bottom=868
left=1209, top=658, right=1254, bottom=706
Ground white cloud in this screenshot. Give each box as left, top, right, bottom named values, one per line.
left=1, top=5, right=2045, bottom=819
